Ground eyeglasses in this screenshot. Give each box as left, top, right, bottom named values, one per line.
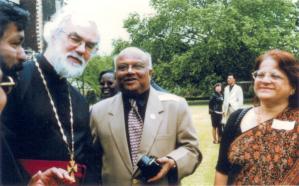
left=0, top=76, right=15, bottom=95
left=116, top=63, right=147, bottom=72
left=252, top=70, right=284, bottom=81
left=60, top=30, right=98, bottom=54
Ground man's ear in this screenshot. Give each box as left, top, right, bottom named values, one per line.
left=149, top=69, right=153, bottom=77
left=51, top=33, right=57, bottom=42
left=51, top=28, right=62, bottom=41
left=114, top=71, right=117, bottom=80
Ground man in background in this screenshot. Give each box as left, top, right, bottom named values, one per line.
left=223, top=73, right=243, bottom=123
left=98, top=69, right=118, bottom=99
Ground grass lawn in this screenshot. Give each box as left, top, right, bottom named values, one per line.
left=182, top=105, right=220, bottom=186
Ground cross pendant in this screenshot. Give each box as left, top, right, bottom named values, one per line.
left=67, top=160, right=78, bottom=179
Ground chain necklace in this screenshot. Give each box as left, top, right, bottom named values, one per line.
left=33, top=58, right=77, bottom=178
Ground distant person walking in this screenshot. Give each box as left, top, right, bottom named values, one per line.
left=209, top=83, right=224, bottom=144
left=223, top=73, right=243, bottom=124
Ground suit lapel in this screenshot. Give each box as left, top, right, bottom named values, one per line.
left=133, top=88, right=164, bottom=173
left=108, top=94, right=133, bottom=172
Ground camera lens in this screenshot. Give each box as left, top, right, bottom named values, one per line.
left=138, top=155, right=150, bottom=168
left=137, top=155, right=162, bottom=182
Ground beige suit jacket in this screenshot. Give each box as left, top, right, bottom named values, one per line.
left=90, top=87, right=201, bottom=186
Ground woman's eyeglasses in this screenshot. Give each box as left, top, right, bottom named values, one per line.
left=0, top=76, right=15, bottom=95
left=252, top=70, right=284, bottom=81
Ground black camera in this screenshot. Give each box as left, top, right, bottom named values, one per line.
left=137, top=155, right=162, bottom=182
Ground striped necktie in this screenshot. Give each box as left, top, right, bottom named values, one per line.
left=128, top=99, right=144, bottom=166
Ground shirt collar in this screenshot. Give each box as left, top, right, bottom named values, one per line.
left=123, top=88, right=150, bottom=108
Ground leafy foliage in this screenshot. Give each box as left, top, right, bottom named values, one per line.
left=118, top=0, right=299, bottom=97
left=72, top=55, right=113, bottom=98
left=81, top=0, right=299, bottom=98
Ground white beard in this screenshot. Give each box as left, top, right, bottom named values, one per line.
left=51, top=51, right=87, bottom=78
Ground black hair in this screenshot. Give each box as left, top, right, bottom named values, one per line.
left=98, top=70, right=114, bottom=82
left=0, top=0, right=30, bottom=39
left=227, top=73, right=235, bottom=79
left=214, top=82, right=222, bottom=89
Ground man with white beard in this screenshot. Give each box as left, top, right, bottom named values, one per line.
left=2, top=5, right=101, bottom=185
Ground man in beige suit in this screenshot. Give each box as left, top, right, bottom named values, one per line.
left=90, top=47, right=202, bottom=186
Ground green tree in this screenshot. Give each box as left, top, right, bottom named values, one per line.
left=72, top=55, right=113, bottom=97
left=121, top=0, right=298, bottom=97
left=112, top=39, right=131, bottom=55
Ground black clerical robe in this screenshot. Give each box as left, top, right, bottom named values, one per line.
left=2, top=54, right=100, bottom=184
left=1, top=124, right=29, bottom=185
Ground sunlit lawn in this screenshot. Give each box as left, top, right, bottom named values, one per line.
left=182, top=105, right=219, bottom=186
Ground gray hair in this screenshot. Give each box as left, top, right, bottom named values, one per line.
left=43, top=5, right=100, bottom=45
left=113, top=47, right=152, bottom=71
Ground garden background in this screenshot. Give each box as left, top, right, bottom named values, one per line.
left=73, top=0, right=299, bottom=103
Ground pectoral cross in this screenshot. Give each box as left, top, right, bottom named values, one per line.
left=67, top=160, right=78, bottom=179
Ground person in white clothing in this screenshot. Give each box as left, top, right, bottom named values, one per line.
left=223, top=73, right=243, bottom=124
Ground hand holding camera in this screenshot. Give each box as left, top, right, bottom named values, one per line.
left=137, top=155, right=176, bottom=183
left=137, top=155, right=162, bottom=182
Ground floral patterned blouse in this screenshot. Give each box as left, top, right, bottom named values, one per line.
left=228, top=108, right=299, bottom=185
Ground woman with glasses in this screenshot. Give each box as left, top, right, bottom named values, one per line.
left=214, top=49, right=299, bottom=185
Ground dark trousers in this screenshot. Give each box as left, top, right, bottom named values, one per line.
left=211, top=113, right=223, bottom=137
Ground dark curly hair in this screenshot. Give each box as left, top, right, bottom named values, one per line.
left=0, top=0, right=29, bottom=39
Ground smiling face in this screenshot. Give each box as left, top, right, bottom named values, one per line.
left=100, top=72, right=118, bottom=98
left=58, top=22, right=99, bottom=65
left=45, top=18, right=99, bottom=78
left=115, top=55, right=152, bottom=95
left=254, top=57, right=293, bottom=105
